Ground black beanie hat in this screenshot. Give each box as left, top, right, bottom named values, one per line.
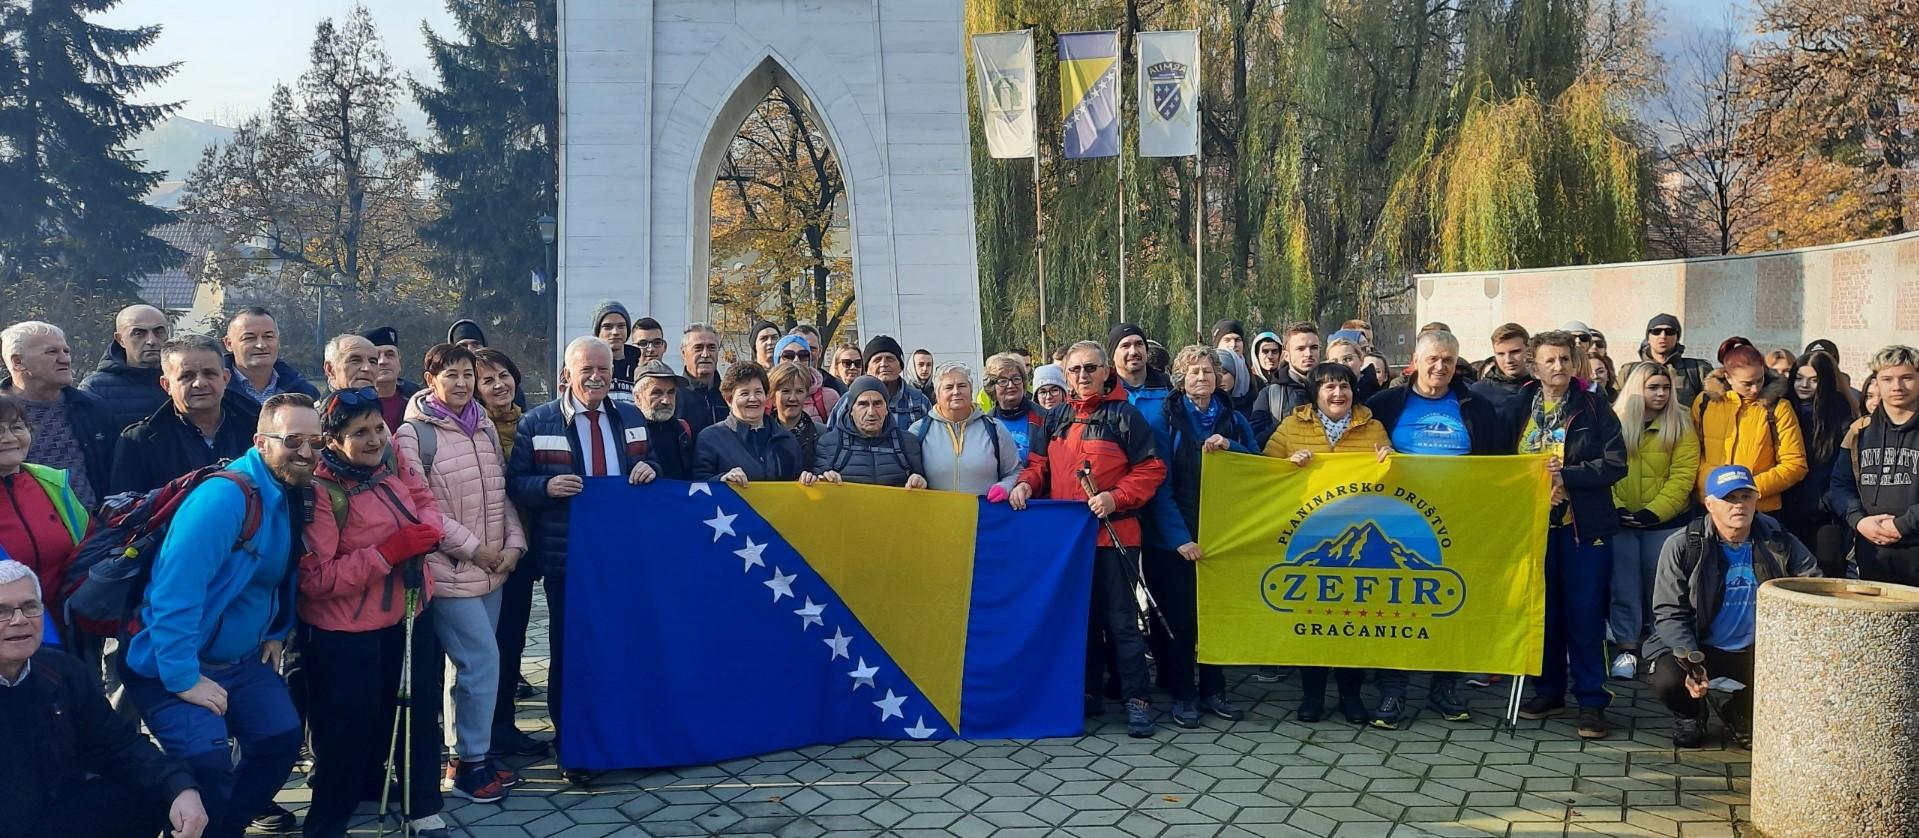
left=863, top=335, right=904, bottom=366
left=1645, top=313, right=1681, bottom=335
left=1211, top=319, right=1245, bottom=344
left=750, top=319, right=781, bottom=342
left=447, top=319, right=487, bottom=346
left=1106, top=323, right=1146, bottom=360
left=359, top=325, right=399, bottom=348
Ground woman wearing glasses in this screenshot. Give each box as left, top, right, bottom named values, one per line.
left=772, top=335, right=839, bottom=422
left=0, top=395, right=88, bottom=640
left=828, top=344, right=863, bottom=388
left=394, top=344, right=526, bottom=804
left=299, top=387, right=451, bottom=838
left=982, top=352, right=1047, bottom=466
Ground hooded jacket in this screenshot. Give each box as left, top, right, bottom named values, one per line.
left=1830, top=405, right=1919, bottom=570
left=301, top=444, right=444, bottom=632
left=78, top=342, right=165, bottom=434
left=1266, top=404, right=1390, bottom=458
left=0, top=376, right=115, bottom=510
left=1647, top=513, right=1817, bottom=661
left=696, top=415, right=804, bottom=482
left=394, top=390, right=527, bottom=600
left=1249, top=365, right=1312, bottom=448
left=801, top=365, right=841, bottom=424
left=222, top=355, right=321, bottom=403
left=1016, top=383, right=1166, bottom=549
left=507, top=395, right=656, bottom=576
left=1612, top=415, right=1702, bottom=527
left=814, top=377, right=925, bottom=487
left=125, top=448, right=300, bottom=692
left=1147, top=392, right=1258, bottom=549
left=826, top=375, right=932, bottom=430
left=909, top=406, right=1020, bottom=496
left=1692, top=368, right=1807, bottom=512
left=108, top=388, right=261, bottom=496
left=1624, top=343, right=1713, bottom=415
left=1470, top=366, right=1532, bottom=432
left=1248, top=331, right=1283, bottom=391
left=1500, top=379, right=1629, bottom=539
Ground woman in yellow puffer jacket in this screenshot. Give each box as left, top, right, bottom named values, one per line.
left=1605, top=364, right=1700, bottom=680
left=1691, top=337, right=1807, bottom=513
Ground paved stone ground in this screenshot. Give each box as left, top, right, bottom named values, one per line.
left=283, top=596, right=1754, bottom=837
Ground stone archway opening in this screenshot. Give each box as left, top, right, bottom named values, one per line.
left=699, top=60, right=858, bottom=363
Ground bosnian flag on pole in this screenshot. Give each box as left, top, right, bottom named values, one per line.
left=971, top=30, right=1037, bottom=159
left=1137, top=30, right=1200, bottom=158
left=1058, top=31, right=1121, bottom=159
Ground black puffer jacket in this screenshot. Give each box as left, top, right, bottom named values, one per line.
left=1499, top=379, right=1630, bottom=539
left=1622, top=343, right=1714, bottom=417
left=78, top=343, right=165, bottom=435
left=812, top=376, right=925, bottom=487
left=108, top=389, right=262, bottom=496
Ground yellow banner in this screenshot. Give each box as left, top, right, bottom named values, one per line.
left=1197, top=451, right=1550, bottom=675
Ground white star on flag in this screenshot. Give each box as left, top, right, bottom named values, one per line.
left=794, top=598, right=826, bottom=630
left=704, top=507, right=737, bottom=541
left=848, top=658, right=878, bottom=690
left=874, top=689, right=908, bottom=722
left=823, top=628, right=851, bottom=660
left=764, top=567, right=797, bottom=602
left=688, top=482, right=712, bottom=496
left=734, top=537, right=766, bottom=572
left=904, top=716, right=938, bottom=739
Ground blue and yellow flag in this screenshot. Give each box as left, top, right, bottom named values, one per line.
left=1197, top=452, right=1550, bottom=675
left=1058, top=30, right=1121, bottom=159
left=563, top=478, right=1096, bottom=769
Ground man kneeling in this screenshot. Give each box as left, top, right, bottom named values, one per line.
left=0, top=559, right=208, bottom=838
left=1646, top=465, right=1818, bottom=748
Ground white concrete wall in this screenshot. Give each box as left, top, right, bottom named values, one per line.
left=557, top=0, right=984, bottom=369
left=1415, top=231, right=1919, bottom=385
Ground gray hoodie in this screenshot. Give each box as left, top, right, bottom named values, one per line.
left=909, top=407, right=1021, bottom=496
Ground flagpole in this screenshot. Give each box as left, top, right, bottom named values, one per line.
left=1033, top=93, right=1047, bottom=353
left=1194, top=154, right=1204, bottom=343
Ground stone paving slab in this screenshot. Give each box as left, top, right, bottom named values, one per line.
left=284, top=596, right=1755, bottom=836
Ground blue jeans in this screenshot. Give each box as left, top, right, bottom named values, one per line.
left=122, top=658, right=302, bottom=838
left=1536, top=528, right=1613, bottom=709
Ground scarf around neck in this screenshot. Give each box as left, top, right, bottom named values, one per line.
left=1186, top=394, right=1225, bottom=437
left=1317, top=410, right=1354, bottom=448
left=425, top=393, right=484, bottom=437
left=321, top=446, right=381, bottom=485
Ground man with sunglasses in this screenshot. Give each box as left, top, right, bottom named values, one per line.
left=1622, top=314, right=1714, bottom=414
left=119, top=393, right=319, bottom=838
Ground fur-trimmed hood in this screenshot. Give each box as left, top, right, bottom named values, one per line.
left=1701, top=366, right=1790, bottom=410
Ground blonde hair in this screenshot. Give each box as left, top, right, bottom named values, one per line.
left=1168, top=345, right=1220, bottom=393
left=1614, top=362, right=1691, bottom=453
left=767, top=360, right=811, bottom=394
left=984, top=352, right=1027, bottom=380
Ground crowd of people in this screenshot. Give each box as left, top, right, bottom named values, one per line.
left=0, top=299, right=1915, bottom=838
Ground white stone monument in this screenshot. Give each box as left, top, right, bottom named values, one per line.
left=557, top=0, right=985, bottom=366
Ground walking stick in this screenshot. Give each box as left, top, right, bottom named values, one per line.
left=377, top=558, right=426, bottom=838
left=1075, top=461, right=1174, bottom=640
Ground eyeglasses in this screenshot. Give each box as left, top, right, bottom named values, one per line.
left=780, top=351, right=813, bottom=362
left=0, top=422, right=28, bottom=439
left=260, top=432, right=323, bottom=452
left=0, top=601, right=45, bottom=622
left=1066, top=364, right=1102, bottom=375
left=633, top=338, right=667, bottom=349
left=985, top=376, right=1024, bottom=389
left=1649, top=328, right=1678, bottom=337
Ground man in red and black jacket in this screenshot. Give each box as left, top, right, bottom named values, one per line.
left=1010, top=340, right=1167, bottom=738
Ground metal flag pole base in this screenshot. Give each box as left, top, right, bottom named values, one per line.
left=1504, top=675, right=1527, bottom=738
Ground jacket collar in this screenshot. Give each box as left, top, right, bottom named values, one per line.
left=1702, top=367, right=1790, bottom=409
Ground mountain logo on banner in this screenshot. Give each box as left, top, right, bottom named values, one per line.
left=1261, top=493, right=1466, bottom=619
left=987, top=70, right=1027, bottom=124
left=1148, top=61, right=1189, bottom=121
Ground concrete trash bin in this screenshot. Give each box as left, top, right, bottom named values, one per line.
left=1752, top=577, right=1919, bottom=838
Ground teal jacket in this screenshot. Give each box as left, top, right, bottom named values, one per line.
left=124, top=448, right=299, bottom=692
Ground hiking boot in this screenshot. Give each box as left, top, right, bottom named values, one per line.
left=1576, top=706, right=1610, bottom=739
left=1197, top=693, right=1244, bottom=721
left=1370, top=696, right=1407, bottom=730
left=1609, top=652, right=1640, bottom=680
left=1672, top=711, right=1708, bottom=748
left=1296, top=692, right=1325, bottom=723
left=250, top=804, right=298, bottom=835
left=1517, top=696, right=1566, bottom=720
left=1125, top=698, right=1155, bottom=738
left=452, top=760, right=508, bottom=803
left=1170, top=700, right=1201, bottom=729
left=490, top=727, right=548, bottom=757
left=1427, top=685, right=1472, bottom=722
left=1340, top=694, right=1370, bottom=725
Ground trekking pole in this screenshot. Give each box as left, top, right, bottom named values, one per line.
left=1075, top=462, right=1174, bottom=640
left=377, top=558, right=426, bottom=837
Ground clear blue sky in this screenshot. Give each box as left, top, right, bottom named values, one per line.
left=104, top=0, right=1750, bottom=123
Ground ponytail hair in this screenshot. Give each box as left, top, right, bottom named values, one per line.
left=1717, top=336, right=1765, bottom=371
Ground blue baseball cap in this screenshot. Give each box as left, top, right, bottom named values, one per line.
left=1705, top=465, right=1758, bottom=500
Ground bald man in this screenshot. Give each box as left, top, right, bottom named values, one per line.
left=81, top=304, right=173, bottom=433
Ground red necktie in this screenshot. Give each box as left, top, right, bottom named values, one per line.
left=585, top=409, right=607, bottom=477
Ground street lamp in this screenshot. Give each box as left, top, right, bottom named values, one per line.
left=301, top=269, right=350, bottom=368
left=535, top=213, right=558, bottom=394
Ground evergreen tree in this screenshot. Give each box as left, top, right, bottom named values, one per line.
left=412, top=0, right=558, bottom=326
left=0, top=0, right=180, bottom=290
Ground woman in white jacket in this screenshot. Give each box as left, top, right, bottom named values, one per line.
left=909, top=363, right=1021, bottom=498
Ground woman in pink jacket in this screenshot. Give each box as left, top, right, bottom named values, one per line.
left=300, top=388, right=448, bottom=838
left=394, top=343, right=526, bottom=803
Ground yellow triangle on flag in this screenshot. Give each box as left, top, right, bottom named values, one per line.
left=1060, top=56, right=1116, bottom=119
left=740, top=482, right=976, bottom=730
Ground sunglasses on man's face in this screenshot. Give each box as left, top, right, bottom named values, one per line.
left=1066, top=364, right=1102, bottom=375
left=1649, top=328, right=1678, bottom=337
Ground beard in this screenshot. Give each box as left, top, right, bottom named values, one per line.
left=642, top=406, right=676, bottom=422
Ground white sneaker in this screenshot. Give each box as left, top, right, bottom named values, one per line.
left=1609, top=652, right=1639, bottom=680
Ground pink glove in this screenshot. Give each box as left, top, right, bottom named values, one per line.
left=987, top=484, right=1010, bottom=504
